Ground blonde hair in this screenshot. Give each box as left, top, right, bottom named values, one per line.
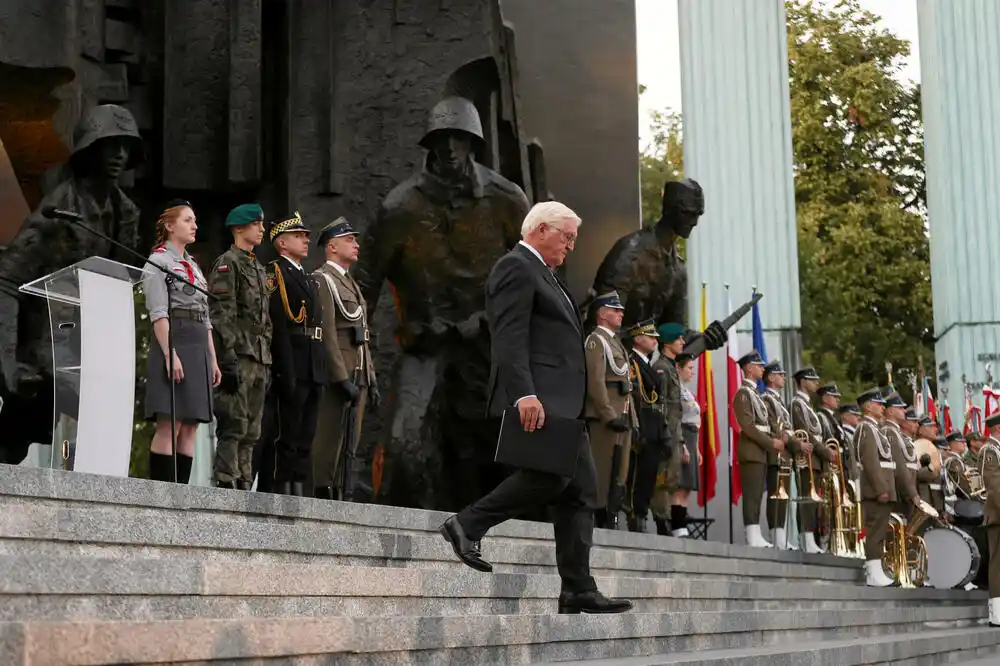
left=520, top=201, right=581, bottom=238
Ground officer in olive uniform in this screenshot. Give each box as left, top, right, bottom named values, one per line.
left=966, top=430, right=984, bottom=469
left=257, top=212, right=329, bottom=496
left=760, top=360, right=794, bottom=549
left=626, top=319, right=668, bottom=532
left=914, top=413, right=945, bottom=515
left=882, top=393, right=920, bottom=518
left=583, top=291, right=631, bottom=529
left=856, top=389, right=896, bottom=587
left=733, top=350, right=782, bottom=548
left=839, top=403, right=863, bottom=495
left=209, top=203, right=272, bottom=490
left=791, top=366, right=832, bottom=553
left=816, top=383, right=844, bottom=444
left=979, top=412, right=1000, bottom=625
left=312, top=218, right=377, bottom=501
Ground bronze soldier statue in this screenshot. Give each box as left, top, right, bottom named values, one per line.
left=590, top=178, right=727, bottom=357
left=354, top=96, right=530, bottom=510
left=0, top=104, right=143, bottom=465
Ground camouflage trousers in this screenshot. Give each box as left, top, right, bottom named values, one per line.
left=213, top=357, right=269, bottom=483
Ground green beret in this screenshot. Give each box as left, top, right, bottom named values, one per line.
left=657, top=322, right=685, bottom=342
left=226, top=203, right=264, bottom=228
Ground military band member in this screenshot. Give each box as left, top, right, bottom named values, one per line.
left=855, top=389, right=896, bottom=587
left=583, top=291, right=632, bottom=529
left=209, top=204, right=272, bottom=490
left=311, top=218, right=377, bottom=501
left=816, top=383, right=844, bottom=442
left=791, top=366, right=831, bottom=553
left=760, top=360, right=794, bottom=549
left=914, top=415, right=945, bottom=515
left=626, top=319, right=668, bottom=533
left=980, top=413, right=1000, bottom=626
left=966, top=430, right=985, bottom=469
left=839, top=404, right=863, bottom=489
left=260, top=212, right=329, bottom=496
left=942, top=431, right=971, bottom=503
left=882, top=393, right=920, bottom=518
left=733, top=350, right=783, bottom=548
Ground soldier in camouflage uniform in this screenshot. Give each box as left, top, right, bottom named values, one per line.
left=650, top=322, right=685, bottom=535
left=208, top=204, right=273, bottom=489
left=0, top=104, right=143, bottom=465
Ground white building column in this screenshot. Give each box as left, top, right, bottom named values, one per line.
left=678, top=0, right=800, bottom=542
left=918, top=0, right=1000, bottom=413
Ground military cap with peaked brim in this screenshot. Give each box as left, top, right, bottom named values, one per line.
left=934, top=437, right=948, bottom=448
left=793, top=366, right=820, bottom=381
left=918, top=416, right=936, bottom=428
left=857, top=388, right=886, bottom=406
left=904, top=407, right=920, bottom=421
left=967, top=430, right=983, bottom=441
left=838, top=404, right=861, bottom=416
left=883, top=392, right=907, bottom=409
left=987, top=413, right=1000, bottom=430
left=945, top=431, right=966, bottom=443
left=317, top=217, right=357, bottom=246
left=763, top=360, right=785, bottom=377
left=226, top=203, right=264, bottom=228
left=738, top=350, right=765, bottom=368
left=593, top=291, right=625, bottom=311
left=817, top=383, right=841, bottom=397
left=628, top=319, right=659, bottom=338
left=269, top=211, right=310, bottom=243
left=657, top=322, right=685, bottom=342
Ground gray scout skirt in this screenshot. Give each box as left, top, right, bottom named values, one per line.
left=145, top=317, right=214, bottom=423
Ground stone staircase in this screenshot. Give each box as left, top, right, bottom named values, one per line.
left=0, top=464, right=996, bottom=665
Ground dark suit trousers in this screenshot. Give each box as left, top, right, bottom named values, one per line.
left=629, top=441, right=662, bottom=519
left=766, top=465, right=787, bottom=529
left=457, top=430, right=598, bottom=594
left=274, top=382, right=321, bottom=483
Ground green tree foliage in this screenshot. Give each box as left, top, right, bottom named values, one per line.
left=639, top=107, right=684, bottom=228
left=789, top=0, right=932, bottom=401
left=129, top=288, right=154, bottom=478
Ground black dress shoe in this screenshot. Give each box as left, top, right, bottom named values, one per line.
left=291, top=481, right=304, bottom=497
left=236, top=479, right=251, bottom=491
left=278, top=481, right=292, bottom=495
left=314, top=486, right=334, bottom=500
left=654, top=518, right=670, bottom=536
left=438, top=516, right=493, bottom=573
left=215, top=479, right=238, bottom=490
left=558, top=590, right=633, bottom=614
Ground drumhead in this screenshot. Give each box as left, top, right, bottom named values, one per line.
left=923, top=525, right=981, bottom=589
left=954, top=499, right=985, bottom=527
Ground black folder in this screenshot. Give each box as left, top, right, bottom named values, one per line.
left=494, top=407, right=584, bottom=477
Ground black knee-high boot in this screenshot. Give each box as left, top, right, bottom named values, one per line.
left=671, top=505, right=688, bottom=535
left=149, top=452, right=175, bottom=482
left=177, top=455, right=193, bottom=485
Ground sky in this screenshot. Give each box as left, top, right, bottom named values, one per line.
left=636, top=0, right=921, bottom=144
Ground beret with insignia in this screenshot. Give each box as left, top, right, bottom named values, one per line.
left=226, top=203, right=265, bottom=228
left=657, top=322, right=685, bottom=342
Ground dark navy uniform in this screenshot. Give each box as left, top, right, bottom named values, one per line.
left=256, top=213, right=328, bottom=495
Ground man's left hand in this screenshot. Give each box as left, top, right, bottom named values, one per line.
left=368, top=383, right=382, bottom=412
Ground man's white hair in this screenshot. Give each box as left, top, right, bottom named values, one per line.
left=520, top=201, right=582, bottom=238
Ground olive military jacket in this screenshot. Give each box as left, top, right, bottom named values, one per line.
left=857, top=416, right=897, bottom=502
left=733, top=378, right=775, bottom=465
left=208, top=245, right=272, bottom=367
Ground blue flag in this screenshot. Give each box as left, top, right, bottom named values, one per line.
left=751, top=289, right=767, bottom=391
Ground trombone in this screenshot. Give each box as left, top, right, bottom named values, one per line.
left=824, top=438, right=864, bottom=558
left=769, top=419, right=792, bottom=500
left=793, top=429, right=822, bottom=503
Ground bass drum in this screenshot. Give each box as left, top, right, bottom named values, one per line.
left=954, top=499, right=985, bottom=526
left=923, top=524, right=981, bottom=589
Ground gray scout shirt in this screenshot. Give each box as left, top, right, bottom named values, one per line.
left=143, top=243, right=212, bottom=329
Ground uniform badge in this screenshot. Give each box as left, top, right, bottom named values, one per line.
left=217, top=264, right=229, bottom=273
left=266, top=273, right=277, bottom=293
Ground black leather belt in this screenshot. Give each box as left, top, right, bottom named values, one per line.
left=172, top=308, right=206, bottom=322
left=291, top=326, right=323, bottom=341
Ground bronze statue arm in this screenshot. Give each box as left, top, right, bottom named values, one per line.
left=353, top=207, right=402, bottom=316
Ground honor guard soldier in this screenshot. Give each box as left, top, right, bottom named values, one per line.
left=626, top=319, right=668, bottom=533
left=979, top=413, right=1000, bottom=625
left=260, top=212, right=329, bottom=496
left=583, top=291, right=632, bottom=529
left=791, top=366, right=832, bottom=553
left=733, top=350, right=783, bottom=548
left=209, top=204, right=272, bottom=490
left=311, top=218, right=378, bottom=501
left=760, top=360, right=795, bottom=549
left=914, top=415, right=946, bottom=516
left=855, top=389, right=896, bottom=587
left=839, top=404, right=862, bottom=445
left=882, top=393, right=920, bottom=518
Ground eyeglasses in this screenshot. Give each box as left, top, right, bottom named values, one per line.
left=544, top=223, right=577, bottom=245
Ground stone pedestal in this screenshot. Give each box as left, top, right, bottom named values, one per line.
left=677, top=0, right=800, bottom=541
left=918, top=0, right=1000, bottom=408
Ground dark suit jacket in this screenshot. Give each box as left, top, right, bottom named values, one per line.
left=268, top=256, right=328, bottom=388
left=485, top=243, right=585, bottom=419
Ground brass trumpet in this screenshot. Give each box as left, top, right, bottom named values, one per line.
left=793, top=429, right=822, bottom=503
left=769, top=419, right=792, bottom=500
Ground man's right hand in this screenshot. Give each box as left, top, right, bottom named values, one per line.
left=337, top=380, right=361, bottom=404
left=606, top=415, right=629, bottom=433
left=772, top=438, right=785, bottom=453
left=518, top=396, right=545, bottom=432
left=801, top=441, right=814, bottom=455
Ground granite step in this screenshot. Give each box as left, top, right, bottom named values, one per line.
left=0, top=465, right=863, bottom=583
left=0, top=607, right=990, bottom=666
left=542, top=626, right=1000, bottom=666
left=0, top=556, right=981, bottom=621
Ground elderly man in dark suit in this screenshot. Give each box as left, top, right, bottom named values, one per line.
left=438, top=201, right=632, bottom=615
